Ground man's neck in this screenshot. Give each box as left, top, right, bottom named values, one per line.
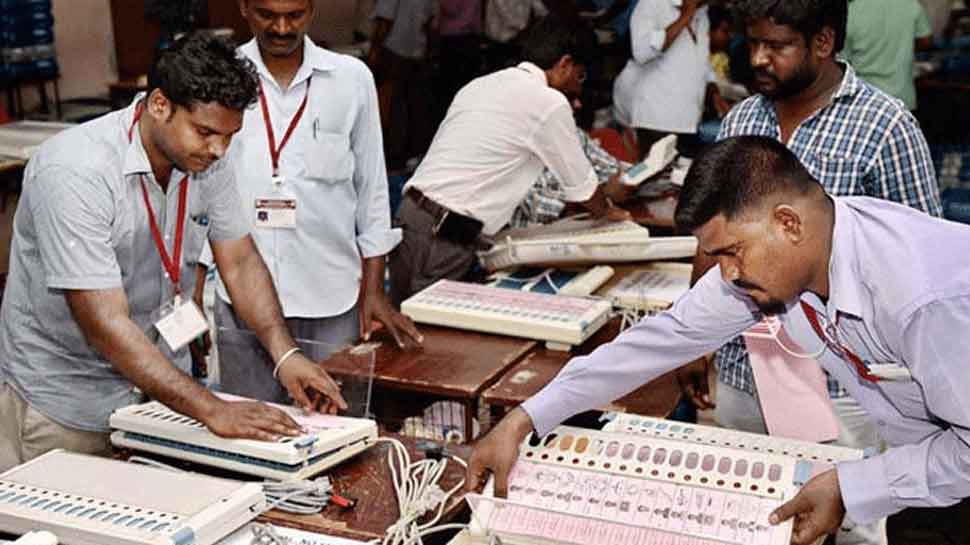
left=138, top=114, right=173, bottom=192
left=260, top=43, right=305, bottom=91
left=774, top=61, right=844, bottom=123
left=806, top=197, right=836, bottom=301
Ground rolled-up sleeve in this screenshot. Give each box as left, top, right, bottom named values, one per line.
left=529, top=103, right=598, bottom=203
left=351, top=64, right=401, bottom=258
left=29, top=164, right=122, bottom=290
left=522, top=267, right=760, bottom=435
left=837, top=296, right=970, bottom=523
left=204, top=160, right=250, bottom=242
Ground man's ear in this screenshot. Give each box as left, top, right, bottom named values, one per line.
left=773, top=204, right=805, bottom=244
left=811, top=26, right=836, bottom=60
left=146, top=88, right=174, bottom=122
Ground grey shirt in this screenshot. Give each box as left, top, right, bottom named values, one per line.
left=373, top=0, right=435, bottom=59
left=0, top=98, right=250, bottom=432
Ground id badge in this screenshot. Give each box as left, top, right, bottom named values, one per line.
left=154, top=295, right=210, bottom=352
left=255, top=197, right=297, bottom=229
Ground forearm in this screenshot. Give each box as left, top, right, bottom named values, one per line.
left=66, top=289, right=219, bottom=421
left=362, top=255, right=386, bottom=302
left=193, top=264, right=207, bottom=308
left=662, top=10, right=694, bottom=51
left=219, top=243, right=294, bottom=364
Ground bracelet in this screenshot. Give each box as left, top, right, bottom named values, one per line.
left=272, top=347, right=302, bottom=379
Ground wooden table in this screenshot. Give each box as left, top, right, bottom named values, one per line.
left=326, top=326, right=536, bottom=441
left=260, top=434, right=470, bottom=542
left=480, top=318, right=682, bottom=419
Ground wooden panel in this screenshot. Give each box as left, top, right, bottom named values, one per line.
left=326, top=325, right=535, bottom=399
left=481, top=318, right=683, bottom=418
left=259, top=434, right=470, bottom=541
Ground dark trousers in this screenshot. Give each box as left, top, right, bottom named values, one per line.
left=887, top=498, right=970, bottom=544
left=374, top=47, right=433, bottom=170
left=388, top=195, right=479, bottom=306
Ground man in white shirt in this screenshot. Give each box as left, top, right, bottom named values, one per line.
left=613, top=0, right=729, bottom=158
left=199, top=0, right=421, bottom=404
left=389, top=16, right=631, bottom=305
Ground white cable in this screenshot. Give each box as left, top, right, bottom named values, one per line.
left=367, top=437, right=468, bottom=545
left=261, top=477, right=333, bottom=515
left=125, top=455, right=332, bottom=515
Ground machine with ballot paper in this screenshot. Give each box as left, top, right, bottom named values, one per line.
left=464, top=416, right=864, bottom=545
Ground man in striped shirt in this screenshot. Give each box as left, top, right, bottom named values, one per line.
left=676, top=1, right=941, bottom=542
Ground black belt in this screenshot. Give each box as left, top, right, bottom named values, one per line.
left=406, top=189, right=483, bottom=246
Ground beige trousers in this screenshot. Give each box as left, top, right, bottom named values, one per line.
left=0, top=382, right=111, bottom=472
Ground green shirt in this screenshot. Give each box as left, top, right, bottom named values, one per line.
left=843, top=0, right=931, bottom=110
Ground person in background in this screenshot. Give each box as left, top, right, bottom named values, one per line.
left=196, top=0, right=421, bottom=405
left=842, top=0, right=933, bottom=111
left=0, top=33, right=346, bottom=472
left=613, top=0, right=731, bottom=159
left=389, top=16, right=631, bottom=305
left=368, top=0, right=436, bottom=172
left=434, top=0, right=483, bottom=125
left=511, top=128, right=633, bottom=228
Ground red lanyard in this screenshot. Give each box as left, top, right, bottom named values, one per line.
left=258, top=77, right=312, bottom=177
left=800, top=300, right=880, bottom=383
left=129, top=101, right=190, bottom=296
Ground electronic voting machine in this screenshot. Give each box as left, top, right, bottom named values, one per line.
left=478, top=218, right=697, bottom=271
left=110, top=393, right=377, bottom=481
left=400, top=279, right=612, bottom=351
left=0, top=450, right=263, bottom=545
left=466, top=416, right=863, bottom=545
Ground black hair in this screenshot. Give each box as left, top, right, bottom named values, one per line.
left=733, top=0, right=848, bottom=53
left=709, top=4, right=733, bottom=29
left=519, top=14, right=598, bottom=69
left=675, top=136, right=821, bottom=232
left=147, top=31, right=259, bottom=112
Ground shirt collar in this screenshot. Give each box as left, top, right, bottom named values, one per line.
left=240, top=36, right=335, bottom=91
left=516, top=62, right=549, bottom=86
left=122, top=94, right=154, bottom=178
left=822, top=198, right=865, bottom=319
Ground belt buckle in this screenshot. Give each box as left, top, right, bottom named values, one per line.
left=432, top=210, right=450, bottom=235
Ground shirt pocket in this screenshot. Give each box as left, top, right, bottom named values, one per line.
left=808, top=153, right=865, bottom=195
left=300, top=132, right=355, bottom=185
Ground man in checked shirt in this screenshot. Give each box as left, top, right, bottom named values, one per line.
left=674, top=2, right=941, bottom=543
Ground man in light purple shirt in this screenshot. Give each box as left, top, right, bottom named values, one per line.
left=467, top=135, right=970, bottom=545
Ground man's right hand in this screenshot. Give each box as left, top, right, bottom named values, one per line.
left=201, top=399, right=304, bottom=442
left=465, top=407, right=535, bottom=497
left=676, top=356, right=715, bottom=410
left=681, top=0, right=705, bottom=15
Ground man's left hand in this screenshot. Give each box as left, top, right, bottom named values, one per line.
left=770, top=469, right=845, bottom=545
left=361, top=292, right=423, bottom=349
left=276, top=354, right=348, bottom=414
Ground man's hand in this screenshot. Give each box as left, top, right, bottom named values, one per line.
left=681, top=0, right=706, bottom=15
left=276, top=354, right=349, bottom=414
left=201, top=399, right=304, bottom=442
left=603, top=172, right=639, bottom=204
left=676, top=356, right=715, bottom=410
left=465, top=408, right=535, bottom=497
left=770, top=469, right=845, bottom=545
left=361, top=291, right=423, bottom=349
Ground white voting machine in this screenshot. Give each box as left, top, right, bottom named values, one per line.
left=0, top=121, right=74, bottom=160
left=603, top=262, right=692, bottom=312
left=478, top=218, right=697, bottom=271
left=110, top=393, right=377, bottom=481
left=400, top=279, right=612, bottom=351
left=0, top=450, right=263, bottom=545
left=467, top=418, right=862, bottom=545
